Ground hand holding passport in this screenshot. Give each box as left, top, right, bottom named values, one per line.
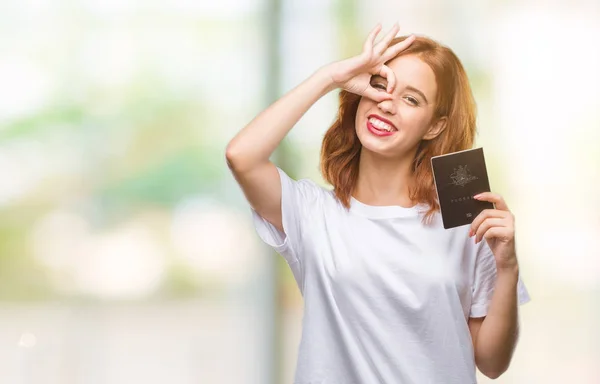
left=431, top=148, right=495, bottom=229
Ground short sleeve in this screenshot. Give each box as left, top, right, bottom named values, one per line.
left=251, top=167, right=320, bottom=266
left=469, top=240, right=531, bottom=318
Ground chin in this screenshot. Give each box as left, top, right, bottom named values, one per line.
left=356, top=129, right=398, bottom=157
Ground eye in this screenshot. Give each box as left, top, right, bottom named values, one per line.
left=404, top=96, right=419, bottom=106
left=371, top=82, right=387, bottom=91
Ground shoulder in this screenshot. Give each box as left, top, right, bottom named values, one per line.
left=295, top=178, right=339, bottom=209
left=277, top=167, right=336, bottom=207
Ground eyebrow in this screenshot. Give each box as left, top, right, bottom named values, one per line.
left=371, top=75, right=429, bottom=104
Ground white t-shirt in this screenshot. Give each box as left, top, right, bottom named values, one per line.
left=252, top=167, right=531, bottom=384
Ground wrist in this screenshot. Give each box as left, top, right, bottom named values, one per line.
left=314, top=66, right=338, bottom=95
left=497, top=261, right=519, bottom=277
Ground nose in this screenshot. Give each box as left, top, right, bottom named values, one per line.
left=377, top=99, right=396, bottom=115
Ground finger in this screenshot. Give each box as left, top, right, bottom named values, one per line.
left=474, top=217, right=508, bottom=244
left=470, top=209, right=510, bottom=237
left=364, top=23, right=382, bottom=53
left=469, top=209, right=510, bottom=236
left=374, top=23, right=400, bottom=54
left=362, top=86, right=393, bottom=103
left=379, top=65, right=396, bottom=93
left=474, top=192, right=509, bottom=211
left=382, top=34, right=416, bottom=62
left=483, top=226, right=514, bottom=244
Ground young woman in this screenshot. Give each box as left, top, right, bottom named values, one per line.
left=226, top=23, right=530, bottom=384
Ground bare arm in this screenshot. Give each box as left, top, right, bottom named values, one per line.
left=225, top=69, right=336, bottom=231
left=225, top=23, right=410, bottom=232
left=468, top=265, right=520, bottom=379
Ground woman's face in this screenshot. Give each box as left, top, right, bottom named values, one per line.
left=355, top=54, right=445, bottom=158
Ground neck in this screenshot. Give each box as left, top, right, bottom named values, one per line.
left=353, top=147, right=418, bottom=208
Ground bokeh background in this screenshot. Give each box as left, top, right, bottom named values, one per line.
left=0, top=0, right=598, bottom=383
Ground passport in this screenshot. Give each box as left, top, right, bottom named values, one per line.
left=431, top=147, right=494, bottom=229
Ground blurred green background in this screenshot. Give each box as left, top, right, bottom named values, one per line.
left=0, top=0, right=598, bottom=383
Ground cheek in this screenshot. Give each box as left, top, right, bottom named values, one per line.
left=399, top=106, right=433, bottom=130
left=355, top=98, right=370, bottom=117
left=355, top=99, right=372, bottom=128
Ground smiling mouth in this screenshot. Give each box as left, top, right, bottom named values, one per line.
left=366, top=115, right=397, bottom=137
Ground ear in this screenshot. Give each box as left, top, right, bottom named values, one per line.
left=422, top=116, right=447, bottom=141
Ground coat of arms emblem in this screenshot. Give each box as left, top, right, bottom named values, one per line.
left=450, top=165, right=478, bottom=187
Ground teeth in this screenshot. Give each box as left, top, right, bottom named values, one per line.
left=369, top=117, right=395, bottom=132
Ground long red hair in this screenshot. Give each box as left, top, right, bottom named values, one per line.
left=320, top=35, right=477, bottom=223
